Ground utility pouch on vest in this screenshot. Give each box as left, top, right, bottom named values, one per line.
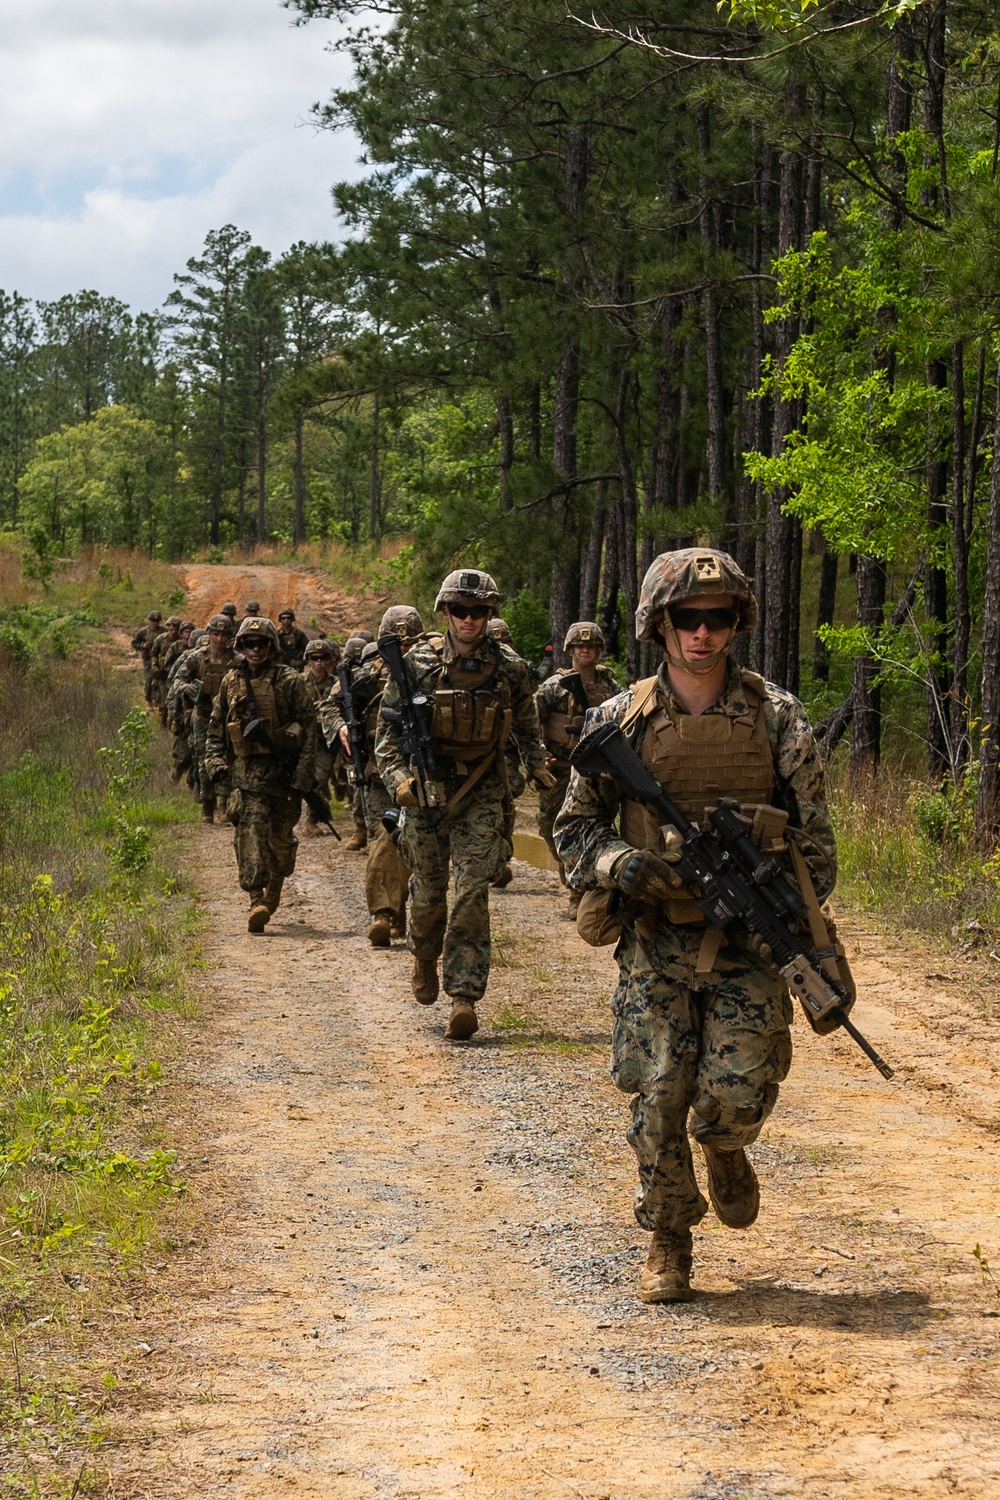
left=432, top=688, right=457, bottom=740
left=576, top=887, right=624, bottom=947
left=227, top=717, right=270, bottom=756
left=473, top=691, right=497, bottom=743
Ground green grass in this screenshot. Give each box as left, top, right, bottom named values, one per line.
left=0, top=621, right=201, bottom=1496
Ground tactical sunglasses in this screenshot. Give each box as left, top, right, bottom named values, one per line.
left=668, top=606, right=739, bottom=632
left=448, top=604, right=490, bottom=621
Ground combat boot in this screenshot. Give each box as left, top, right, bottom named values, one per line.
left=390, top=909, right=407, bottom=941
left=302, top=816, right=318, bottom=838
left=567, top=889, right=581, bottom=918
left=264, top=877, right=284, bottom=916
left=444, top=999, right=479, bottom=1041
left=368, top=911, right=392, bottom=947
left=491, top=863, right=513, bottom=889
left=411, top=958, right=439, bottom=1005
left=200, top=797, right=216, bottom=826
left=701, top=1144, right=760, bottom=1229
left=345, top=829, right=368, bottom=852
left=248, top=892, right=270, bottom=934
left=639, top=1228, right=694, bottom=1303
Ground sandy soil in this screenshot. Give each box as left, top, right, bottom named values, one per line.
left=110, top=802, right=1000, bottom=1499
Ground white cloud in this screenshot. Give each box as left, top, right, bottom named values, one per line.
left=0, top=0, right=363, bottom=309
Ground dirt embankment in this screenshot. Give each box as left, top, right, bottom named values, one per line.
left=173, top=563, right=389, bottom=640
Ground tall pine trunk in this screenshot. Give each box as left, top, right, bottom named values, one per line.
left=977, top=352, right=1000, bottom=849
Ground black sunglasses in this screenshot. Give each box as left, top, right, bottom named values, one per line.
left=669, top=606, right=739, bottom=632
left=448, top=604, right=490, bottom=621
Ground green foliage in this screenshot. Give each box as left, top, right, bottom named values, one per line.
left=505, top=588, right=551, bottom=665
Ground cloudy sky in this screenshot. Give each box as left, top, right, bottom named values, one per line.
left=0, top=0, right=360, bottom=312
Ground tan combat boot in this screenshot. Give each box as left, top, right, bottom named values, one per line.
left=567, top=889, right=581, bottom=918
left=491, top=864, right=513, bottom=889
left=639, top=1228, right=694, bottom=1303
left=200, top=797, right=216, bottom=826
left=444, top=999, right=479, bottom=1041
left=345, top=829, right=368, bottom=852
left=247, top=891, right=270, bottom=934
left=264, top=877, right=284, bottom=916
left=411, top=958, right=439, bottom=1005
left=368, top=911, right=392, bottom=947
left=701, top=1144, right=760, bottom=1229
left=390, top=909, right=406, bottom=941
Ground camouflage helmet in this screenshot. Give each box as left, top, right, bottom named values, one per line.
left=165, top=615, right=183, bottom=628
left=487, top=618, right=513, bottom=645
left=147, top=610, right=162, bottom=623
left=220, top=603, right=237, bottom=618
left=342, top=635, right=365, bottom=663
left=278, top=607, right=295, bottom=621
left=360, top=640, right=380, bottom=662
left=357, top=628, right=375, bottom=642
left=435, top=567, right=503, bottom=612
left=635, top=547, right=756, bottom=643
left=303, top=638, right=335, bottom=661
left=244, top=600, right=261, bottom=614
left=181, top=619, right=196, bottom=633
left=563, top=620, right=605, bottom=653
left=206, top=613, right=235, bottom=635
left=235, top=616, right=280, bottom=651
left=379, top=604, right=424, bottom=640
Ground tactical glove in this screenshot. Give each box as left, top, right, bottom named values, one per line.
left=531, top=767, right=558, bottom=791
left=396, top=777, right=421, bottom=808
left=612, top=848, right=683, bottom=904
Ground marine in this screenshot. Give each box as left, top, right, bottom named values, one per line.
left=300, top=637, right=340, bottom=835
left=322, top=607, right=425, bottom=946
left=277, top=608, right=310, bottom=671
left=534, top=621, right=618, bottom=913
left=169, top=614, right=243, bottom=824
left=554, top=548, right=837, bottom=1304
left=131, top=610, right=164, bottom=705
left=205, top=616, right=316, bottom=931
left=374, top=569, right=553, bottom=1040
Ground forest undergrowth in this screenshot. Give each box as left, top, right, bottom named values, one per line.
left=0, top=561, right=202, bottom=1497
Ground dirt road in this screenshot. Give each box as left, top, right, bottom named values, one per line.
left=117, top=806, right=1000, bottom=1499
left=173, top=563, right=387, bottom=638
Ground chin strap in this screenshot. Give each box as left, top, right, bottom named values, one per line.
left=661, top=621, right=737, bottom=677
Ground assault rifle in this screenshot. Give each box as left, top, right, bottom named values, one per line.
left=239, top=662, right=341, bottom=838
left=571, top=721, right=893, bottom=1080
left=377, top=632, right=443, bottom=855
left=336, top=663, right=370, bottom=825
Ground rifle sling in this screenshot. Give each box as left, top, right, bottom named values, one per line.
left=442, top=708, right=513, bottom=821
left=789, top=840, right=840, bottom=984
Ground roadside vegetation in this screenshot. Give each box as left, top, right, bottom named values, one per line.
left=0, top=549, right=199, bottom=1497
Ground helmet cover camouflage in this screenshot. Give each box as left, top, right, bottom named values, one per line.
left=206, top=613, right=235, bottom=635
left=147, top=610, right=162, bottom=622
left=235, top=616, right=280, bottom=650
left=360, top=640, right=380, bottom=662
left=221, top=603, right=237, bottom=617
left=563, top=620, right=605, bottom=653
left=635, top=548, right=756, bottom=643
left=278, top=608, right=295, bottom=621
left=165, top=615, right=183, bottom=628
left=303, top=638, right=335, bottom=660
left=244, top=601, right=261, bottom=614
left=487, top=618, right=513, bottom=645
left=435, top=568, right=503, bottom=611
left=379, top=604, right=424, bottom=640
left=181, top=620, right=196, bottom=632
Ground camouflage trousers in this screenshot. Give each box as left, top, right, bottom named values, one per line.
left=142, top=662, right=155, bottom=705
left=190, top=713, right=225, bottom=804
left=399, top=778, right=510, bottom=1003
left=536, top=767, right=571, bottom=885
left=312, top=745, right=333, bottom=802
left=364, top=778, right=410, bottom=921
left=610, top=922, right=793, bottom=1235
left=229, top=784, right=302, bottom=897
left=352, top=784, right=367, bottom=837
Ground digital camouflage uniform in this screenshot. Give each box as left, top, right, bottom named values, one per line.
left=149, top=621, right=182, bottom=717
left=535, top=663, right=619, bottom=881
left=278, top=621, right=310, bottom=671
left=554, top=659, right=835, bottom=1242
left=205, top=647, right=316, bottom=919
left=300, top=655, right=337, bottom=822
left=171, top=638, right=242, bottom=815
left=375, top=631, right=547, bottom=1004
left=163, top=629, right=195, bottom=778
left=131, top=616, right=164, bottom=704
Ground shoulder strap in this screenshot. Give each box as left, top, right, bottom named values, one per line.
left=739, top=669, right=767, bottom=704
left=620, top=676, right=660, bottom=735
